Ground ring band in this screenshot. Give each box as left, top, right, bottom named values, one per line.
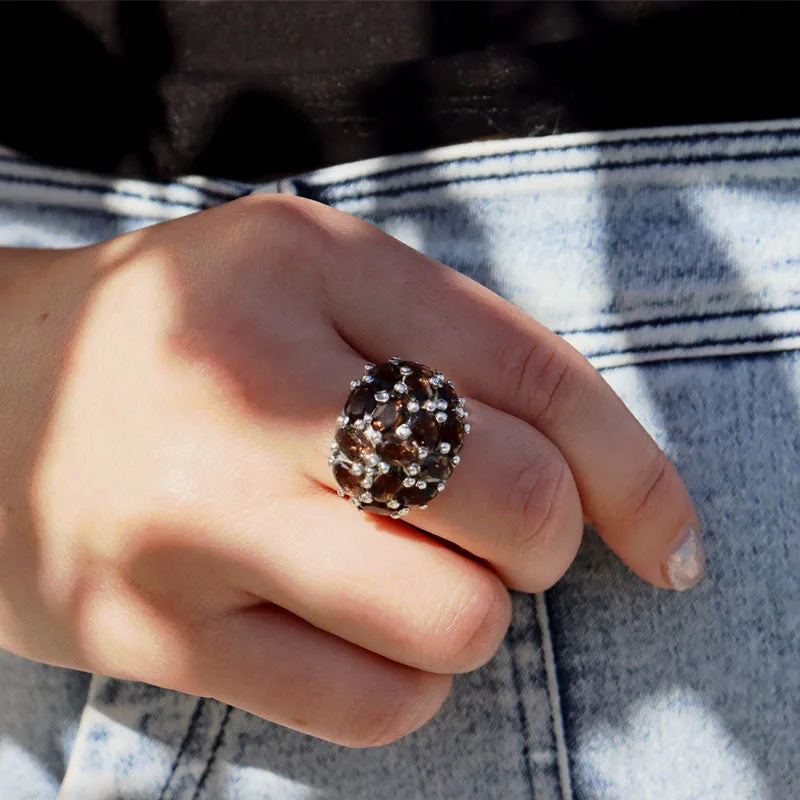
left=329, top=356, right=471, bottom=518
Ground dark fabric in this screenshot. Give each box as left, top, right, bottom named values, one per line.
left=2, top=1, right=800, bottom=182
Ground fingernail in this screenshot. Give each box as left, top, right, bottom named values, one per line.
left=665, top=523, right=705, bottom=590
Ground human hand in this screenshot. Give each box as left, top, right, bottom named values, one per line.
left=0, top=195, right=703, bottom=747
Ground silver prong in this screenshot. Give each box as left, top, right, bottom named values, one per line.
left=438, top=442, right=451, bottom=454
left=437, top=482, right=446, bottom=492
left=417, top=446, right=429, bottom=458
left=399, top=366, right=412, bottom=376
left=350, top=379, right=360, bottom=389
left=402, top=477, right=416, bottom=488
left=336, top=414, right=348, bottom=426
left=435, top=411, right=447, bottom=423
left=464, top=423, right=471, bottom=434
left=396, top=423, right=412, bottom=440
left=374, top=390, right=390, bottom=403
left=452, top=455, right=460, bottom=465
left=415, top=480, right=427, bottom=490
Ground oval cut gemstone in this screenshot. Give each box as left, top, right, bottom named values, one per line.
left=403, top=372, right=432, bottom=402
left=362, top=501, right=396, bottom=516
left=344, top=385, right=377, bottom=420
left=398, top=481, right=440, bottom=506
left=377, top=434, right=417, bottom=466
left=371, top=398, right=405, bottom=431
left=420, top=454, right=453, bottom=482
left=407, top=412, right=439, bottom=449
left=370, top=468, right=405, bottom=501
left=438, top=414, right=465, bottom=454
left=335, top=426, right=370, bottom=461
left=435, top=382, right=460, bottom=410
left=369, top=362, right=401, bottom=391
left=400, top=360, right=435, bottom=378
left=332, top=461, right=363, bottom=495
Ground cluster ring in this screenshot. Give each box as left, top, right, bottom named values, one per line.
left=328, top=356, right=471, bottom=519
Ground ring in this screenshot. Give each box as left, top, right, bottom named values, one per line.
left=329, top=356, right=471, bottom=519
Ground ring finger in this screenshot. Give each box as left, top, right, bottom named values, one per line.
left=302, top=350, right=585, bottom=593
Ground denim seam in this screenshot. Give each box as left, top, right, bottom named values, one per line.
left=535, top=593, right=573, bottom=800
left=158, top=697, right=206, bottom=800
left=298, top=148, right=800, bottom=203
left=557, top=303, right=800, bottom=337
left=583, top=329, right=800, bottom=361
left=0, top=173, right=223, bottom=212
left=190, top=704, right=233, bottom=800
left=291, top=125, right=800, bottom=191
left=0, top=155, right=242, bottom=202
left=507, top=604, right=536, bottom=799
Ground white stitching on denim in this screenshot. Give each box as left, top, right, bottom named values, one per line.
left=535, top=593, right=573, bottom=800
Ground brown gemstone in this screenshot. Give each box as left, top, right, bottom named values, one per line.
left=403, top=372, right=431, bottom=402
left=377, top=435, right=417, bottom=466
left=332, top=461, right=363, bottom=495
left=400, top=360, right=435, bottom=378
left=420, top=454, right=453, bottom=482
left=335, top=426, right=370, bottom=461
left=398, top=481, right=440, bottom=506
left=370, top=469, right=405, bottom=501
left=436, top=382, right=460, bottom=410
left=371, top=398, right=405, bottom=431
left=438, top=414, right=465, bottom=454
left=362, top=502, right=396, bottom=516
left=344, top=385, right=377, bottom=420
left=407, top=412, right=439, bottom=449
left=369, top=362, right=401, bottom=391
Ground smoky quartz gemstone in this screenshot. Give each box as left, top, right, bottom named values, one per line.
left=438, top=414, right=465, bottom=454
left=370, top=469, right=406, bottom=501
left=333, top=461, right=364, bottom=496
left=332, top=359, right=471, bottom=516
left=398, top=481, right=440, bottom=505
left=377, top=435, right=418, bottom=467
left=371, top=398, right=404, bottom=431
left=344, top=385, right=377, bottom=420
left=335, top=426, right=370, bottom=461
left=420, top=454, right=453, bottom=482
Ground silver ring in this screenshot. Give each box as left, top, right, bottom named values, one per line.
left=329, top=357, right=470, bottom=518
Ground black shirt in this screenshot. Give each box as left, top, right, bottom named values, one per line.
left=2, top=1, right=799, bottom=182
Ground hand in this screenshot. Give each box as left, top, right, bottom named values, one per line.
left=0, top=195, right=703, bottom=747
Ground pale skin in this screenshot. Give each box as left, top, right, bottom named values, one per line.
left=0, top=194, right=702, bottom=747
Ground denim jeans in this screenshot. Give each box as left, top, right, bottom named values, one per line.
left=1, top=118, right=798, bottom=799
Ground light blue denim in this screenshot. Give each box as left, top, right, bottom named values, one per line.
left=0, top=118, right=798, bottom=799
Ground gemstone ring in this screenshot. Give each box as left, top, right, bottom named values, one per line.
left=328, top=357, right=471, bottom=519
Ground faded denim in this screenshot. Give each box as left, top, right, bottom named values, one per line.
left=0, top=118, right=798, bottom=799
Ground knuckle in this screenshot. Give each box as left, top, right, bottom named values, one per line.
left=225, top=193, right=322, bottom=250
left=615, top=447, right=675, bottom=528
left=429, top=574, right=511, bottom=672
left=499, top=340, right=588, bottom=432
left=504, top=451, right=570, bottom=558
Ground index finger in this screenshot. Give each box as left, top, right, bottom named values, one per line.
left=293, top=195, right=704, bottom=591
